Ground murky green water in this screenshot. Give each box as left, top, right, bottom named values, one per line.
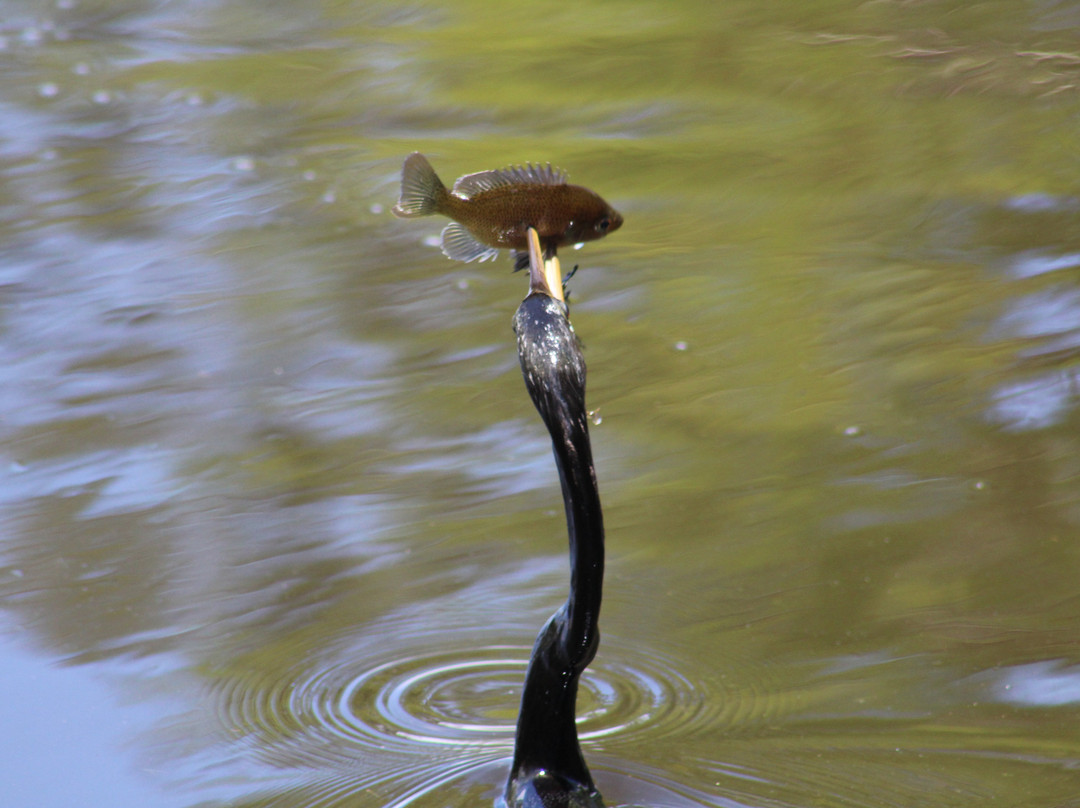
left=4, top=1, right=1080, bottom=805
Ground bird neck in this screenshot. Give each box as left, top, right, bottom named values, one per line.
left=508, top=399, right=605, bottom=800
left=552, top=409, right=605, bottom=659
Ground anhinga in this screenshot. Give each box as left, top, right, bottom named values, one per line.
left=505, top=229, right=606, bottom=808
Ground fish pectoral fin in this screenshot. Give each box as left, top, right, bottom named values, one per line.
left=441, top=222, right=499, bottom=263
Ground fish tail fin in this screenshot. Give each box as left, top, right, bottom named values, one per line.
left=392, top=152, right=447, bottom=218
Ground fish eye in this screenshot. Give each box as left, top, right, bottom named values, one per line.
left=597, top=218, right=610, bottom=232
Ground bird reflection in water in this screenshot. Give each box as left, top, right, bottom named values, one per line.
left=504, top=228, right=607, bottom=808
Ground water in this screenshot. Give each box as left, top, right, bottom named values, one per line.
left=3, top=1, right=1080, bottom=805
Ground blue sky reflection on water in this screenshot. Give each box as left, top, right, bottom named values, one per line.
left=0, top=636, right=197, bottom=808
left=994, top=661, right=1080, bottom=707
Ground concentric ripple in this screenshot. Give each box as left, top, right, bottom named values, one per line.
left=343, top=647, right=524, bottom=748
left=212, top=631, right=713, bottom=774
left=578, top=650, right=707, bottom=743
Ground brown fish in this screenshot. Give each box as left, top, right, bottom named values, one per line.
left=391, top=152, right=623, bottom=263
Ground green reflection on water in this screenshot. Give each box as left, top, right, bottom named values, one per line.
left=2, top=0, right=1080, bottom=806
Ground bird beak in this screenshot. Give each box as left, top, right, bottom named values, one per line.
left=526, top=227, right=564, bottom=303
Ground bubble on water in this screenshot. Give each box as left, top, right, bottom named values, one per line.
left=843, top=425, right=861, bottom=437
left=322, top=190, right=337, bottom=204
left=674, top=340, right=688, bottom=351
left=370, top=203, right=384, bottom=215
left=92, top=90, right=111, bottom=104
left=423, top=235, right=442, bottom=248
left=231, top=156, right=256, bottom=172
left=38, top=82, right=60, bottom=98
left=185, top=92, right=204, bottom=106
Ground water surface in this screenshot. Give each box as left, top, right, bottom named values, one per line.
left=3, top=1, right=1080, bottom=806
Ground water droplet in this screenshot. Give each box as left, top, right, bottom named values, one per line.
left=456, top=279, right=469, bottom=290
left=185, top=92, right=204, bottom=106
left=422, top=235, right=441, bottom=248
left=973, top=480, right=986, bottom=491
left=321, top=190, right=336, bottom=203
left=843, top=425, right=861, bottom=436
left=38, top=82, right=60, bottom=98
left=231, top=156, right=256, bottom=172
left=369, top=203, right=384, bottom=215
left=574, top=242, right=584, bottom=250
left=91, top=89, right=111, bottom=104
left=674, top=341, right=688, bottom=351
left=589, top=409, right=603, bottom=426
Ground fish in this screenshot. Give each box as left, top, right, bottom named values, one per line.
left=391, top=152, right=623, bottom=263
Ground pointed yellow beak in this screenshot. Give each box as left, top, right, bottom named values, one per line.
left=525, top=227, right=564, bottom=303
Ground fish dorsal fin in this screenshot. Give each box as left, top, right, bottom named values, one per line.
left=452, top=163, right=567, bottom=198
